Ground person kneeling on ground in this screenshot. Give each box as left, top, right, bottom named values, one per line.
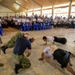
left=13, top=33, right=34, bottom=74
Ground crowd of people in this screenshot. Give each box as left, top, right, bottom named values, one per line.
left=0, top=14, right=75, bottom=75
left=0, top=15, right=75, bottom=30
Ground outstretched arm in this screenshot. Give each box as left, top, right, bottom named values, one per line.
left=39, top=46, right=53, bottom=61
left=26, top=50, right=32, bottom=57
left=39, top=52, right=45, bottom=61
left=70, top=53, right=75, bottom=58
left=44, top=41, right=47, bottom=45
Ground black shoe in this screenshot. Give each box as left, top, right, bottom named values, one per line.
left=0, top=63, right=4, bottom=67
left=1, top=46, right=8, bottom=54
left=14, top=64, right=22, bottom=74
left=14, top=68, right=18, bottom=74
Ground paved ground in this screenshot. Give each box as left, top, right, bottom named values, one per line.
left=0, top=28, right=75, bottom=75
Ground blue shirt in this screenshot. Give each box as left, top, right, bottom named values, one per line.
left=13, top=36, right=31, bottom=55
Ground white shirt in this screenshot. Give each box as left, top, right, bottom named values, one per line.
left=0, top=19, right=2, bottom=23
left=17, top=19, right=21, bottom=23
left=32, top=18, right=36, bottom=22
left=26, top=19, right=30, bottom=23
left=37, top=18, right=42, bottom=22
left=43, top=45, right=57, bottom=57
left=54, top=19, right=57, bottom=23
left=69, top=18, right=72, bottom=22
left=21, top=18, right=26, bottom=23
left=63, top=19, right=67, bottom=22
left=43, top=46, right=53, bottom=57
left=47, top=36, right=54, bottom=43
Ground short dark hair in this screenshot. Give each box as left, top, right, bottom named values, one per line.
left=29, top=38, right=34, bottom=43
left=42, top=36, right=47, bottom=40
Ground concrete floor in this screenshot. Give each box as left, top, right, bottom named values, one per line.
left=0, top=28, right=75, bottom=75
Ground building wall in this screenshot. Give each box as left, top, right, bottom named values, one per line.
left=0, top=4, right=16, bottom=16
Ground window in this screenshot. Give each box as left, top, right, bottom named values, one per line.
left=54, top=7, right=69, bottom=18
left=42, top=9, right=52, bottom=17
left=27, top=12, right=32, bottom=16
left=34, top=11, right=41, bottom=16
left=71, top=6, right=75, bottom=16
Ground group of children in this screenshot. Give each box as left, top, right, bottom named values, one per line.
left=0, top=32, right=75, bottom=75
left=39, top=35, right=75, bottom=75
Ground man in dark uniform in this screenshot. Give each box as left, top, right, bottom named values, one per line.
left=13, top=34, right=32, bottom=74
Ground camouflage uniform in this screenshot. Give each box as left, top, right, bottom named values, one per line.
left=0, top=37, right=4, bottom=67
left=13, top=54, right=31, bottom=69
left=0, top=37, right=2, bottom=44
left=4, top=31, right=23, bottom=48
left=0, top=37, right=2, bottom=53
